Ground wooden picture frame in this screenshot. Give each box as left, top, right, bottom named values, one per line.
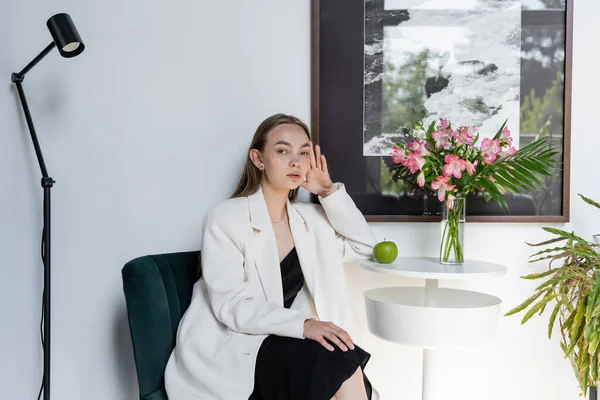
left=311, top=0, right=572, bottom=222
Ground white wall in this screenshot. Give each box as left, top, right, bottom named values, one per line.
left=1, top=1, right=598, bottom=399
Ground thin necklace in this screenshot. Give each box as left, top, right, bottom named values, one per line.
left=271, top=212, right=287, bottom=224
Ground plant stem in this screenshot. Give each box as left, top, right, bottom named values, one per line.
left=441, top=199, right=465, bottom=263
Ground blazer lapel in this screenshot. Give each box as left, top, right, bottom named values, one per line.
left=287, top=200, right=319, bottom=314
left=248, top=188, right=283, bottom=305
left=247, top=188, right=320, bottom=312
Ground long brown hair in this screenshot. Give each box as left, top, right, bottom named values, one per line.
left=231, top=113, right=311, bottom=202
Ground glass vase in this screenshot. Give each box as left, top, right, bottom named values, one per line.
left=440, top=197, right=466, bottom=264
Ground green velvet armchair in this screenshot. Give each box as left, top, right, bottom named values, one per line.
left=122, top=251, right=201, bottom=400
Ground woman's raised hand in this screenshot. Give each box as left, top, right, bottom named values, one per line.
left=301, top=143, right=337, bottom=197
left=303, top=319, right=355, bottom=352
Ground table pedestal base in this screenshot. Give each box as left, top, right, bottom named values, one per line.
left=422, top=349, right=437, bottom=400
left=364, top=279, right=502, bottom=400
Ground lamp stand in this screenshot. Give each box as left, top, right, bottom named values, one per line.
left=11, top=13, right=84, bottom=400
left=12, top=43, right=57, bottom=400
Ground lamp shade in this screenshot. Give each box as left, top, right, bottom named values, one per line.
left=46, top=13, right=85, bottom=58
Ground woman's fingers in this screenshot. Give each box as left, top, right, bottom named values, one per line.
left=306, top=320, right=356, bottom=352
left=332, top=330, right=354, bottom=350
left=309, top=141, right=317, bottom=169
left=315, top=144, right=322, bottom=170
left=328, top=326, right=355, bottom=350
left=318, top=337, right=335, bottom=352
left=324, top=332, right=348, bottom=352
left=321, top=154, right=329, bottom=175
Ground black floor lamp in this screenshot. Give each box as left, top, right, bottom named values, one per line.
left=11, top=13, right=84, bottom=400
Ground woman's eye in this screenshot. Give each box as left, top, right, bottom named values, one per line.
left=276, top=149, right=287, bottom=154
left=300, top=151, right=310, bottom=156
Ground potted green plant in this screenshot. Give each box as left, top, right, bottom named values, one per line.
left=506, top=194, right=600, bottom=397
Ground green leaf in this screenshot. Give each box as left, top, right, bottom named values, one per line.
left=492, top=119, right=508, bottom=140
left=517, top=153, right=554, bottom=173
left=586, top=323, right=597, bottom=348
left=579, top=349, right=590, bottom=396
left=528, top=246, right=570, bottom=259
left=526, top=237, right=568, bottom=247
left=517, top=136, right=551, bottom=156
left=508, top=138, right=558, bottom=178
left=563, top=309, right=577, bottom=333
left=535, top=273, right=577, bottom=292
left=591, top=352, right=599, bottom=383
left=538, top=290, right=553, bottom=315
left=560, top=341, right=569, bottom=357
left=548, top=299, right=566, bottom=339
left=517, top=157, right=541, bottom=171
left=504, top=290, right=546, bottom=317
left=426, top=120, right=436, bottom=136
left=491, top=173, right=522, bottom=194
left=511, top=163, right=543, bottom=187
left=542, top=227, right=589, bottom=245
left=570, top=298, right=588, bottom=345
left=587, top=325, right=600, bottom=355
left=529, top=251, right=570, bottom=264
left=521, top=294, right=562, bottom=324
left=587, top=274, right=600, bottom=321
left=478, top=179, right=508, bottom=210
left=520, top=268, right=558, bottom=280
left=502, top=163, right=535, bottom=186
left=571, top=247, right=600, bottom=261
left=568, top=322, right=585, bottom=355
left=579, top=193, right=600, bottom=210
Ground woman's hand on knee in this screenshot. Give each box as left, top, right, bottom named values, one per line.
left=303, top=320, right=355, bottom=352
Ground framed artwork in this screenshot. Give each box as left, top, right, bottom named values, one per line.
left=311, top=0, right=572, bottom=222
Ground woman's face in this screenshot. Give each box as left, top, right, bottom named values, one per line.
left=256, top=123, right=311, bottom=191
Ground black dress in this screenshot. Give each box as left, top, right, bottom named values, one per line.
left=249, top=248, right=373, bottom=400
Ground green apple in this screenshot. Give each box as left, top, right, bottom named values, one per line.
left=373, top=239, right=398, bottom=264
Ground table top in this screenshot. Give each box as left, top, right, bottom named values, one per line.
left=360, top=257, right=507, bottom=280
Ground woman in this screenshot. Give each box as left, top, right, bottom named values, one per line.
left=165, top=114, right=378, bottom=400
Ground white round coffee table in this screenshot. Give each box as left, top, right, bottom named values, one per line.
left=360, top=257, right=506, bottom=400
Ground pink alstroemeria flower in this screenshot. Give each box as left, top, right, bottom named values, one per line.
left=432, top=129, right=452, bottom=150
left=417, top=171, right=425, bottom=187
left=456, top=126, right=476, bottom=145
left=501, top=126, right=513, bottom=147
left=391, top=145, right=406, bottom=164
left=500, top=147, right=517, bottom=157
left=480, top=138, right=501, bottom=164
left=465, top=159, right=478, bottom=176
left=446, top=194, right=456, bottom=210
left=403, top=153, right=426, bottom=174
left=442, top=154, right=467, bottom=179
left=431, top=176, right=456, bottom=202
left=412, top=139, right=430, bottom=157
left=440, top=118, right=449, bottom=129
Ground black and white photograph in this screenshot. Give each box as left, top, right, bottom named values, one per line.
left=313, top=0, right=570, bottom=221
left=364, top=1, right=521, bottom=156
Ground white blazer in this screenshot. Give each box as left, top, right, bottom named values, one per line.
left=165, top=183, right=378, bottom=400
